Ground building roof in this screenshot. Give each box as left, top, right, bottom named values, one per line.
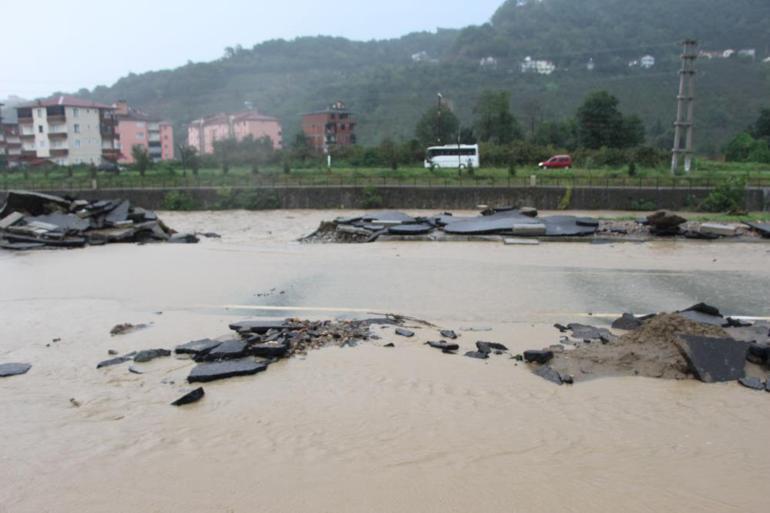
left=19, top=95, right=112, bottom=110
left=189, top=110, right=279, bottom=126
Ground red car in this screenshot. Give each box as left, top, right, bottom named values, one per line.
left=538, top=155, right=573, bottom=169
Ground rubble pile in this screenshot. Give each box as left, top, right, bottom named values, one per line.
left=303, top=208, right=600, bottom=243
left=96, top=316, right=405, bottom=405
left=525, top=304, right=770, bottom=389
left=303, top=208, right=768, bottom=244
left=0, top=190, right=198, bottom=250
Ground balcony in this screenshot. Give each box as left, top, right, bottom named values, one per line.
left=149, top=133, right=161, bottom=142
left=46, top=114, right=66, bottom=123
left=22, top=143, right=36, bottom=152
left=50, top=149, right=69, bottom=157
left=49, top=142, right=69, bottom=150
left=20, top=126, right=35, bottom=136
left=48, top=124, right=68, bottom=135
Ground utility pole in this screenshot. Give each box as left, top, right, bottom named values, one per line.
left=671, top=39, right=698, bottom=174
left=436, top=93, right=444, bottom=145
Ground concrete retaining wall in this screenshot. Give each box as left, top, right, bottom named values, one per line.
left=1, top=186, right=768, bottom=211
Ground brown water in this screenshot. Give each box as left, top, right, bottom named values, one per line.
left=1, top=210, right=769, bottom=513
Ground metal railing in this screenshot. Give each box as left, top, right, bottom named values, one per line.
left=1, top=172, right=770, bottom=192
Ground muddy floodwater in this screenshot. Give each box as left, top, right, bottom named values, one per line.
left=1, top=210, right=769, bottom=513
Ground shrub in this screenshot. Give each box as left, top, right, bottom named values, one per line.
left=628, top=161, right=637, bottom=177
left=361, top=186, right=384, bottom=209
left=700, top=176, right=746, bottom=213
left=162, top=191, right=198, bottom=211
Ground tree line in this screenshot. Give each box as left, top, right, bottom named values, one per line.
left=160, top=89, right=666, bottom=173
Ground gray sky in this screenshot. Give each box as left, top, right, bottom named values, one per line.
left=1, top=0, right=503, bottom=100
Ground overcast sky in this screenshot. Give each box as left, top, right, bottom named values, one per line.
left=1, top=0, right=502, bottom=100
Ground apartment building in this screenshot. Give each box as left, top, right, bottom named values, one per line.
left=187, top=110, right=282, bottom=155
left=1, top=123, right=22, bottom=167
left=16, top=95, right=118, bottom=166
left=301, top=101, right=357, bottom=152
left=113, top=100, right=174, bottom=163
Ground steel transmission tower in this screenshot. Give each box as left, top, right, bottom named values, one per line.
left=671, top=39, right=698, bottom=174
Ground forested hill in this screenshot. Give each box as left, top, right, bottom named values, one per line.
left=79, top=0, right=770, bottom=153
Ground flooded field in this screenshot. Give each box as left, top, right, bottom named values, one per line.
left=1, top=210, right=769, bottom=513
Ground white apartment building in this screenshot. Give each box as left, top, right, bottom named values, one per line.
left=16, top=95, right=118, bottom=166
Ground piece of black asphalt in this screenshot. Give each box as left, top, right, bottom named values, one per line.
left=395, top=328, right=415, bottom=338
left=250, top=341, right=290, bottom=358
left=611, top=313, right=644, bottom=331
left=426, top=341, right=460, bottom=352
left=387, top=223, right=435, bottom=235
left=199, top=340, right=250, bottom=361
left=175, top=339, right=223, bottom=356
left=524, top=350, right=554, bottom=364
left=443, top=212, right=539, bottom=235
left=476, top=341, right=508, bottom=354
left=0, top=362, right=32, bottom=378
left=0, top=191, right=72, bottom=217
left=133, top=349, right=171, bottom=363
left=188, top=358, right=270, bottom=383
left=534, top=365, right=563, bottom=385
left=567, top=324, right=616, bottom=342
left=97, top=355, right=133, bottom=369
left=541, top=216, right=598, bottom=237
left=105, top=200, right=130, bottom=226
left=738, top=376, right=765, bottom=391
left=171, top=387, right=205, bottom=406
left=229, top=319, right=297, bottom=334
left=361, top=211, right=415, bottom=223
left=464, top=351, right=489, bottom=360
left=677, top=335, right=750, bottom=383
left=29, top=212, right=90, bottom=233
left=440, top=330, right=458, bottom=340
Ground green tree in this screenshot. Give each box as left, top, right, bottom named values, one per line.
left=131, top=145, right=151, bottom=176
left=576, top=91, right=625, bottom=149
left=725, top=132, right=756, bottom=162
left=620, top=115, right=646, bottom=148
left=473, top=90, right=522, bottom=144
left=754, top=108, right=770, bottom=139
left=212, top=137, right=238, bottom=173
left=290, top=132, right=314, bottom=163
left=415, top=104, right=460, bottom=147
left=178, top=145, right=199, bottom=176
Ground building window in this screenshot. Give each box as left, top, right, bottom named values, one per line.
left=73, top=108, right=79, bottom=117
left=74, top=124, right=80, bottom=134
left=38, top=140, right=46, bottom=148
left=38, top=125, right=44, bottom=133
left=74, top=140, right=81, bottom=148
left=136, top=132, right=145, bottom=140
left=37, top=108, right=44, bottom=117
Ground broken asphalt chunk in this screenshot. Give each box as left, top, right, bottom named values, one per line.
left=175, top=339, right=223, bottom=356
left=249, top=341, right=290, bottom=358
left=676, top=335, right=750, bottom=383
left=97, top=356, right=132, bottom=369
left=200, top=340, right=250, bottom=361
left=229, top=319, right=296, bottom=335
left=524, top=350, right=555, bottom=364
left=611, top=313, right=644, bottom=331
left=395, top=328, right=415, bottom=338
left=738, top=376, right=765, bottom=391
left=188, top=358, right=270, bottom=383
left=426, top=340, right=460, bottom=352
left=133, top=349, right=171, bottom=363
left=440, top=329, right=458, bottom=340
left=534, top=365, right=563, bottom=385
left=172, top=387, right=205, bottom=406
left=476, top=341, right=508, bottom=354
left=464, top=351, right=489, bottom=360
left=0, top=362, right=32, bottom=378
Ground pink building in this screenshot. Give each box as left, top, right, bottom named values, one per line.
left=114, top=100, right=174, bottom=163
left=187, top=111, right=282, bottom=155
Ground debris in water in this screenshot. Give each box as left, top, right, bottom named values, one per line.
left=172, top=387, right=206, bottom=406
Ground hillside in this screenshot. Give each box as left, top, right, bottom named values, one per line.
left=79, top=0, right=770, bottom=153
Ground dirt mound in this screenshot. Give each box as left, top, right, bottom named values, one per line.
left=550, top=314, right=729, bottom=381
